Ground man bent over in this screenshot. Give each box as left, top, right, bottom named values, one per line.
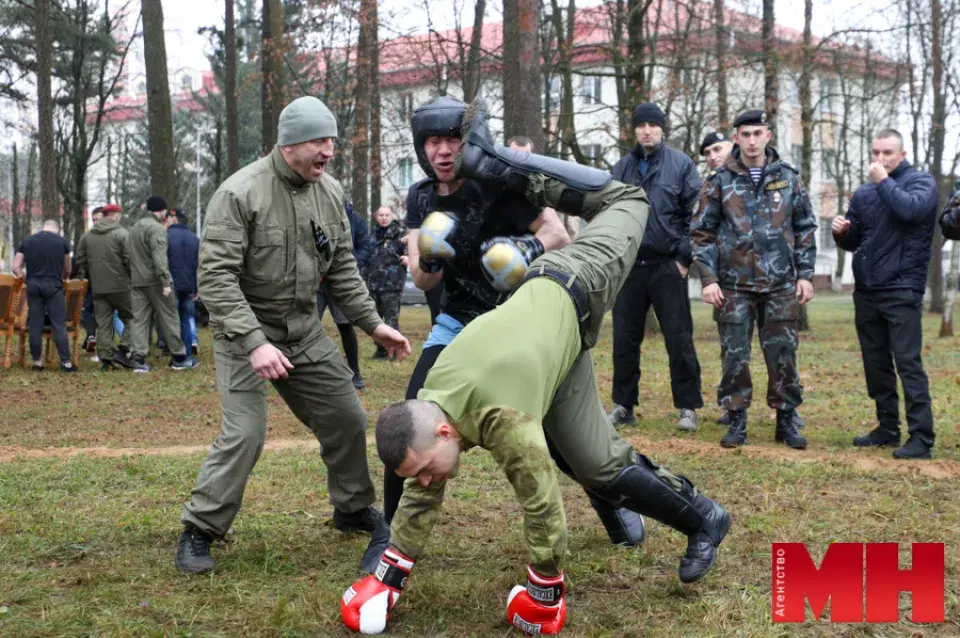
left=340, top=104, right=731, bottom=635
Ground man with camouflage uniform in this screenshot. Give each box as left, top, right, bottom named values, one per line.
left=74, top=203, right=136, bottom=371
left=175, top=96, right=411, bottom=576
left=340, top=106, right=731, bottom=636
left=691, top=110, right=817, bottom=450
left=368, top=206, right=406, bottom=359
left=127, top=195, right=197, bottom=372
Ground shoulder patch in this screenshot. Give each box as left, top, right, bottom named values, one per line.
left=766, top=180, right=789, bottom=191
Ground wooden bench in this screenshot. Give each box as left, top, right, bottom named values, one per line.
left=0, top=274, right=25, bottom=368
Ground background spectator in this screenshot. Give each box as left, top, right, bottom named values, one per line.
left=367, top=206, right=407, bottom=360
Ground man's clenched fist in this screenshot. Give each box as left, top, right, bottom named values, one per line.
left=341, top=548, right=414, bottom=635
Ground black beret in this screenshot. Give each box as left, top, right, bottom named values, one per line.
left=699, top=131, right=729, bottom=155
left=146, top=195, right=168, bottom=212
left=733, top=110, right=768, bottom=128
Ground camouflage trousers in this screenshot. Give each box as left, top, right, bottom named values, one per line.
left=372, top=290, right=402, bottom=331
left=716, top=287, right=803, bottom=411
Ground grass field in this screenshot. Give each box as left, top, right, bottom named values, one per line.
left=1, top=296, right=958, bottom=636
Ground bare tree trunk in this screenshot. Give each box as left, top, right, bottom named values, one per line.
left=462, top=0, right=486, bottom=103
left=929, top=0, right=946, bottom=313
left=796, top=0, right=814, bottom=327
left=761, top=0, right=779, bottom=137
left=369, top=0, right=381, bottom=213
left=35, top=0, right=59, bottom=222
left=142, top=0, right=177, bottom=200
left=713, top=0, right=728, bottom=129
left=502, top=0, right=542, bottom=149
left=22, top=142, right=37, bottom=243
left=10, top=142, right=19, bottom=247
left=351, top=0, right=375, bottom=216
left=551, top=0, right=586, bottom=163
left=940, top=240, right=959, bottom=336
left=225, top=0, right=240, bottom=174
left=261, top=0, right=284, bottom=153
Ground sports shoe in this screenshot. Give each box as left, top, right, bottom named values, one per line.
left=175, top=523, right=216, bottom=574
left=352, top=373, right=366, bottom=390
left=677, top=409, right=698, bottom=431
left=853, top=426, right=900, bottom=448
left=113, top=348, right=134, bottom=369
left=892, top=436, right=932, bottom=460
left=607, top=404, right=636, bottom=427
left=170, top=356, right=199, bottom=371
left=130, top=355, right=151, bottom=373
left=191, top=342, right=199, bottom=356
left=60, top=362, right=78, bottom=373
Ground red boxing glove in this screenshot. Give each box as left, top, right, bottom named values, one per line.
left=341, top=548, right=414, bottom=635
left=506, top=566, right=567, bottom=635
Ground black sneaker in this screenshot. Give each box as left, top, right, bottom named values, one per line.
left=130, top=355, right=151, bottom=373
left=170, top=356, right=199, bottom=371
left=892, top=436, right=932, bottom=460
left=607, top=404, right=637, bottom=427
left=370, top=349, right=388, bottom=360
left=853, top=426, right=900, bottom=447
left=113, top=349, right=134, bottom=369
left=333, top=506, right=384, bottom=533
left=175, top=524, right=216, bottom=574
left=84, top=335, right=96, bottom=353
left=352, top=373, right=366, bottom=390
left=60, top=362, right=78, bottom=373
left=720, top=410, right=747, bottom=448
left=32, top=362, right=44, bottom=372
left=775, top=409, right=807, bottom=449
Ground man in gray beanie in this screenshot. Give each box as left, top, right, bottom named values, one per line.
left=176, top=95, right=411, bottom=576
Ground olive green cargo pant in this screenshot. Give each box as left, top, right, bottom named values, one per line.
left=93, top=291, right=134, bottom=361
left=529, top=177, right=685, bottom=492
left=130, top=284, right=186, bottom=358
left=181, top=327, right=375, bottom=537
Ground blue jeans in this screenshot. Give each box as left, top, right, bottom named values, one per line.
left=422, top=313, right=466, bottom=349
left=176, top=291, right=197, bottom=349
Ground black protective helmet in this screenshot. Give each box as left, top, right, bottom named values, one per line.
left=410, top=96, right=467, bottom=179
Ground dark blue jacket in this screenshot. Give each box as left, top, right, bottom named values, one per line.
left=167, top=222, right=200, bottom=293
left=611, top=143, right=702, bottom=266
left=344, top=202, right=374, bottom=273
left=835, top=160, right=938, bottom=293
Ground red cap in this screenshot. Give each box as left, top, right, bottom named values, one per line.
left=101, top=204, right=122, bottom=213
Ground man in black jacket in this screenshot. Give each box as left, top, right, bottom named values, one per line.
left=832, top=129, right=939, bottom=459
left=941, top=186, right=960, bottom=240
left=608, top=102, right=703, bottom=432
left=167, top=209, right=201, bottom=355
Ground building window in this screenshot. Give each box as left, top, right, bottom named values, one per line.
left=582, top=143, right=603, bottom=166
left=181, top=74, right=192, bottom=91
left=581, top=76, right=602, bottom=105
left=792, top=144, right=804, bottom=167
left=399, top=157, right=414, bottom=189
left=398, top=93, right=414, bottom=121
left=544, top=76, right=561, bottom=113
left=820, top=78, right=836, bottom=114
left=789, top=82, right=799, bottom=106
left=819, top=224, right=836, bottom=250
left=822, top=149, right=838, bottom=180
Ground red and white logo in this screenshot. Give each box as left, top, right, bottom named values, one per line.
left=772, top=543, right=945, bottom=623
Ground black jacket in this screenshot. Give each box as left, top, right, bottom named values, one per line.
left=834, top=160, right=938, bottom=294
left=611, top=143, right=702, bottom=266
left=368, top=220, right=407, bottom=292
left=167, top=223, right=199, bottom=293
left=344, top=202, right=374, bottom=273
left=940, top=190, right=960, bottom=241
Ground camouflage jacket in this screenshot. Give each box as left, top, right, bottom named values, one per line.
left=691, top=146, right=817, bottom=293
left=367, top=220, right=407, bottom=292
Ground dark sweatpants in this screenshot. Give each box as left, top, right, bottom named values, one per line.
left=27, top=279, right=70, bottom=363
left=611, top=259, right=703, bottom=410
left=854, top=289, right=934, bottom=445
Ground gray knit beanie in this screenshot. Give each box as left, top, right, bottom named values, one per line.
left=277, top=96, right=338, bottom=146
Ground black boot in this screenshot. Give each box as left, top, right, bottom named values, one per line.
left=175, top=523, right=216, bottom=574
left=720, top=410, right=747, bottom=448
left=716, top=410, right=732, bottom=426
left=775, top=409, right=807, bottom=450
left=792, top=410, right=806, bottom=429
left=333, top=506, right=384, bottom=533
left=892, top=435, right=932, bottom=460
left=358, top=509, right=391, bottom=574
left=595, top=454, right=731, bottom=583
left=585, top=491, right=645, bottom=546
left=853, top=425, right=900, bottom=448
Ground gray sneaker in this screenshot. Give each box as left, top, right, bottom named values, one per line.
left=607, top=404, right=636, bottom=427
left=677, top=409, right=698, bottom=431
